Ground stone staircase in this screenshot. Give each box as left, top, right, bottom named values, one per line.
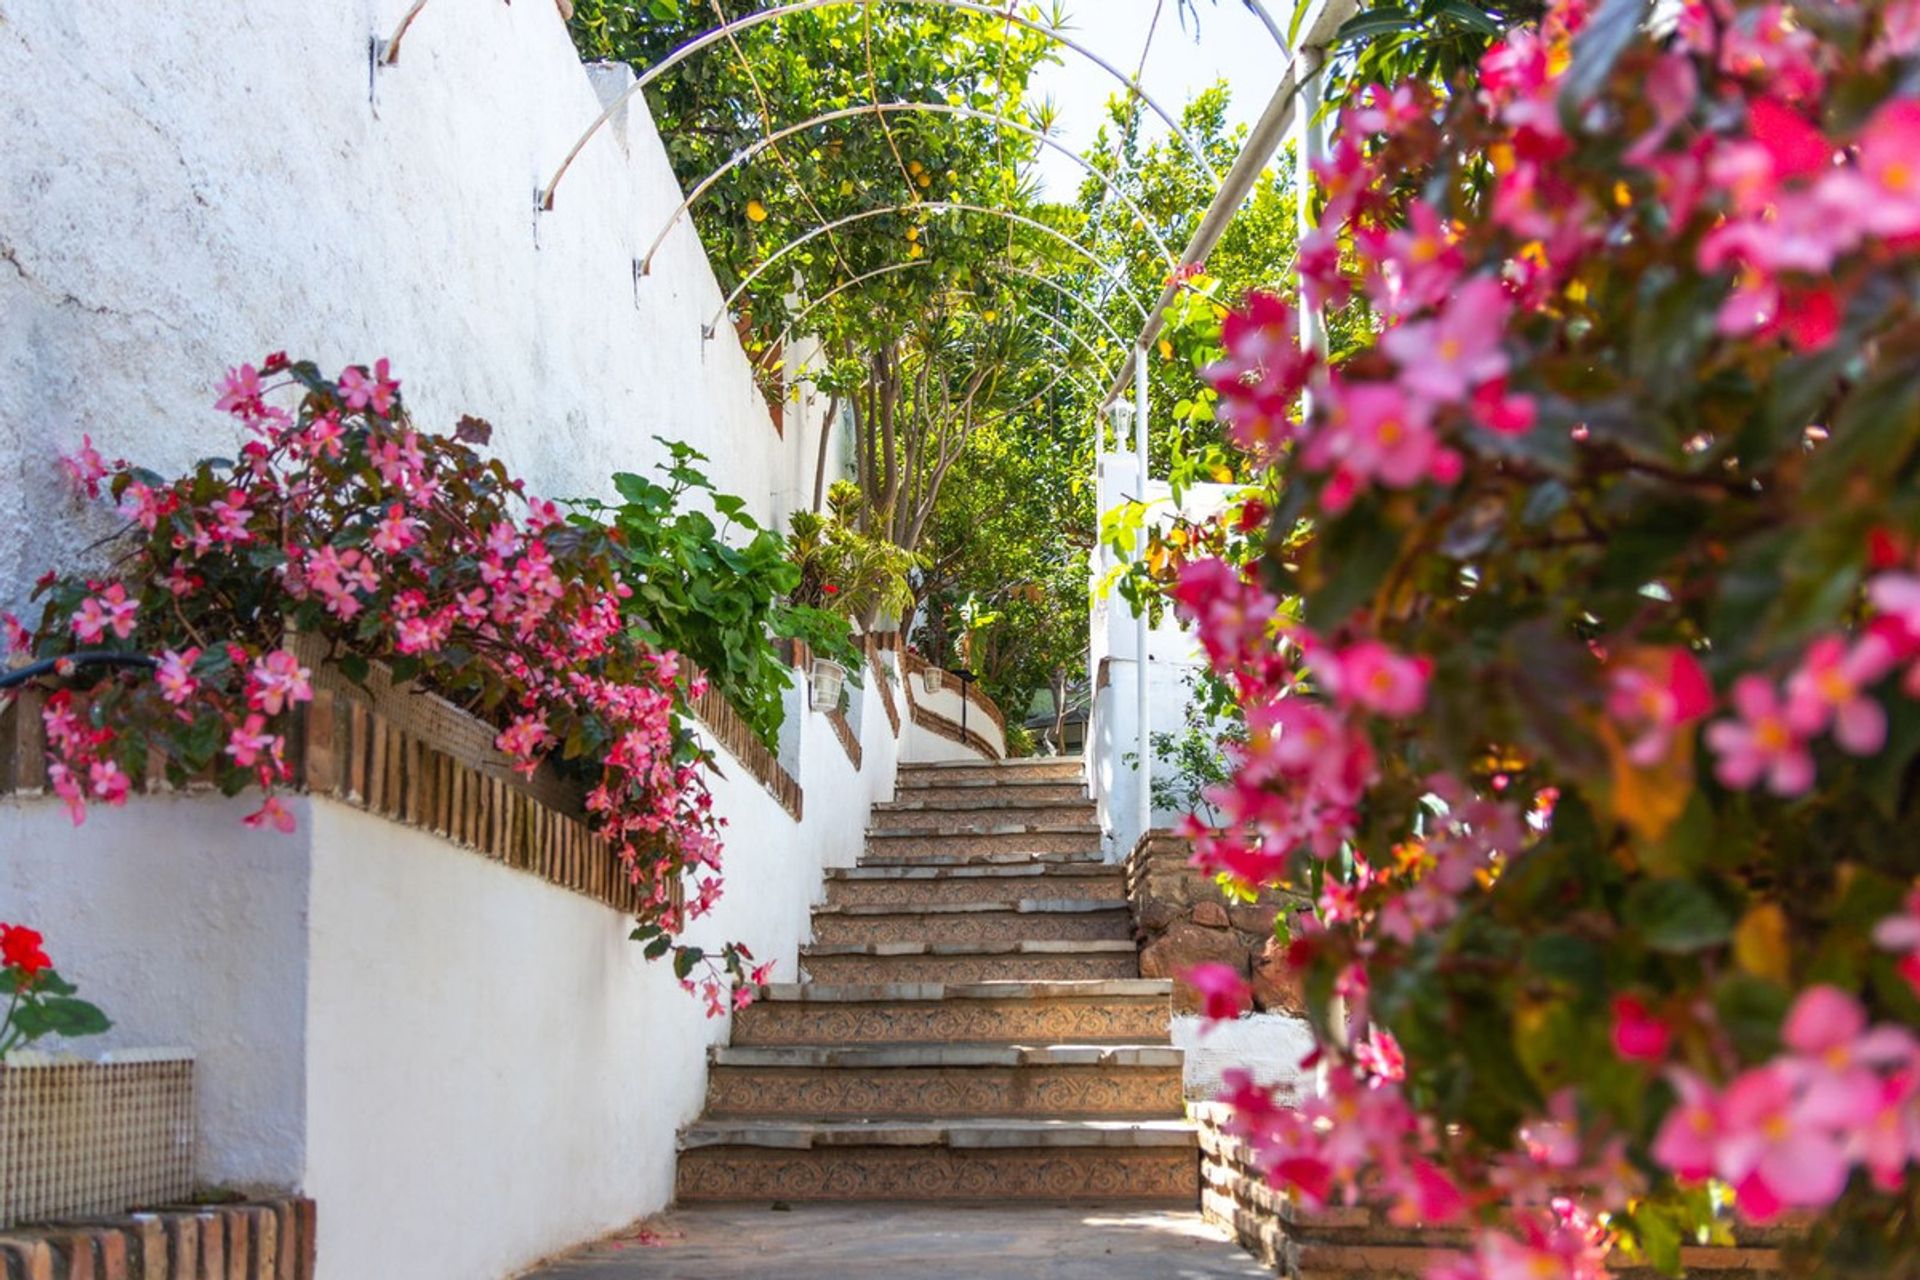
left=675, top=757, right=1198, bottom=1205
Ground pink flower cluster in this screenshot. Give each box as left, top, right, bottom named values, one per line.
left=1654, top=987, right=1920, bottom=1220
left=19, top=355, right=745, bottom=1011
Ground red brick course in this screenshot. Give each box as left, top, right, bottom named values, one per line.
left=0, top=1202, right=311, bottom=1280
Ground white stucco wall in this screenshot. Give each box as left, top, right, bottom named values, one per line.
left=0, top=0, right=815, bottom=619
left=0, top=662, right=902, bottom=1280
left=901, top=677, right=1007, bottom=763
left=0, top=793, right=315, bottom=1191
left=0, top=2, right=911, bottom=1275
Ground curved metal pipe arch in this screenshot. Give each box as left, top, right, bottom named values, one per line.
left=539, top=0, right=1220, bottom=210
left=639, top=102, right=1177, bottom=277
left=706, top=201, right=1149, bottom=333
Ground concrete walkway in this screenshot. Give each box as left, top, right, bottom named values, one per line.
left=522, top=1203, right=1272, bottom=1279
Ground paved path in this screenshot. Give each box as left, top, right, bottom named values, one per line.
left=522, top=1203, right=1271, bottom=1279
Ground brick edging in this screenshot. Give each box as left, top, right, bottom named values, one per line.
left=865, top=636, right=901, bottom=739
left=0, top=1196, right=314, bottom=1280
left=1193, top=1106, right=1788, bottom=1276
left=900, top=672, right=1004, bottom=761
left=825, top=708, right=862, bottom=770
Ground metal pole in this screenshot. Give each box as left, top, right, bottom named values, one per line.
left=1294, top=47, right=1329, bottom=417
left=1134, top=342, right=1153, bottom=842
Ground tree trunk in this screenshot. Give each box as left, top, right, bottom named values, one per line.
left=811, top=393, right=840, bottom=512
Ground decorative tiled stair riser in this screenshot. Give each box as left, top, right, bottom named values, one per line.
left=822, top=865, right=1127, bottom=907
left=676, top=758, right=1199, bottom=1205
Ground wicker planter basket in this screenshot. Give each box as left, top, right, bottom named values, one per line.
left=0, top=1049, right=194, bottom=1229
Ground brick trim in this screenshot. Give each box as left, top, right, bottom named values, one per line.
left=689, top=688, right=803, bottom=821
left=900, top=664, right=1004, bottom=761
left=865, top=635, right=901, bottom=738
left=825, top=708, right=862, bottom=769
left=0, top=1196, right=315, bottom=1280
left=901, top=651, right=1008, bottom=735
left=3, top=676, right=652, bottom=915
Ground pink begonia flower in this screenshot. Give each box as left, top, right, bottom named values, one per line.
left=1202, top=292, right=1316, bottom=454
left=248, top=649, right=313, bottom=717
left=1308, top=380, right=1460, bottom=509
left=87, top=759, right=130, bottom=806
left=69, top=583, right=139, bottom=644
left=1470, top=378, right=1536, bottom=437
left=1785, top=633, right=1894, bottom=755
left=1652, top=1069, right=1723, bottom=1181
left=215, top=364, right=265, bottom=417
left=207, top=489, right=254, bottom=544
left=338, top=358, right=400, bottom=415
left=1606, top=646, right=1715, bottom=767
left=1873, top=0, right=1920, bottom=65
left=1610, top=995, right=1672, bottom=1063
left=1716, top=1063, right=1851, bottom=1219
left=1334, top=640, right=1433, bottom=719
left=224, top=714, right=282, bottom=772
left=2, top=612, right=32, bottom=658
left=1828, top=98, right=1920, bottom=240
left=243, top=796, right=297, bottom=835
left=1378, top=275, right=1513, bottom=404
left=156, top=647, right=202, bottom=706
left=1853, top=1070, right=1920, bottom=1191
left=1364, top=200, right=1464, bottom=320
left=1873, top=889, right=1920, bottom=999
left=369, top=504, right=417, bottom=556
left=1705, top=674, right=1815, bottom=795
left=58, top=435, right=108, bottom=500
left=47, top=762, right=87, bottom=826
left=495, top=714, right=552, bottom=776
left=1183, top=963, right=1252, bottom=1026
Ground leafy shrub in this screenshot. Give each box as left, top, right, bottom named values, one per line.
left=574, top=440, right=857, bottom=750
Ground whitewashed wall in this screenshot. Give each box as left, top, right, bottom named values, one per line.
left=0, top=0, right=819, bottom=617
left=900, top=675, right=1007, bottom=763
left=0, top=668, right=900, bottom=1280
left=0, top=1, right=905, bottom=1276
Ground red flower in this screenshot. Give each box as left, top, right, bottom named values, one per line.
left=0, top=924, right=52, bottom=980
left=822, top=583, right=839, bottom=595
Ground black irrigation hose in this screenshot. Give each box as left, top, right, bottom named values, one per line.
left=0, top=651, right=160, bottom=692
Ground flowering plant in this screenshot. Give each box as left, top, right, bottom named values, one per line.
left=0, top=923, right=110, bottom=1058
left=1172, top=0, right=1920, bottom=1272
left=6, top=356, right=758, bottom=1010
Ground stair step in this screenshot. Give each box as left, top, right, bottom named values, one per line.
left=869, top=804, right=1097, bottom=832
left=897, top=760, right=1084, bottom=786
left=864, top=829, right=1102, bottom=860
left=801, top=940, right=1139, bottom=984
left=704, top=1044, right=1185, bottom=1120
left=882, top=782, right=1090, bottom=807
left=824, top=864, right=1125, bottom=908
left=676, top=1118, right=1198, bottom=1204
left=731, top=980, right=1174, bottom=1046
left=856, top=849, right=1107, bottom=869
left=811, top=900, right=1133, bottom=946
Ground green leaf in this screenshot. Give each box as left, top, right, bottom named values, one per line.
left=1625, top=879, right=1733, bottom=953
left=1335, top=5, right=1419, bottom=45
left=1557, top=0, right=1647, bottom=124
left=672, top=945, right=703, bottom=980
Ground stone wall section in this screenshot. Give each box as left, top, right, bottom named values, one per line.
left=1125, top=831, right=1307, bottom=1013
left=1197, top=1105, right=1787, bottom=1278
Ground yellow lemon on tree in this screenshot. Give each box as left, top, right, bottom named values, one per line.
left=916, top=173, right=931, bottom=188
left=908, top=159, right=924, bottom=175
left=984, top=310, right=997, bottom=322
left=905, top=226, right=919, bottom=242
left=908, top=242, right=924, bottom=258
left=746, top=200, right=768, bottom=223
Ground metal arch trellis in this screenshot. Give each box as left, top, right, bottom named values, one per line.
left=982, top=262, right=1130, bottom=353
left=637, top=102, right=1180, bottom=278
left=537, top=0, right=1222, bottom=211
left=749, top=260, right=933, bottom=372
left=750, top=257, right=1129, bottom=384
left=705, top=201, right=1151, bottom=335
